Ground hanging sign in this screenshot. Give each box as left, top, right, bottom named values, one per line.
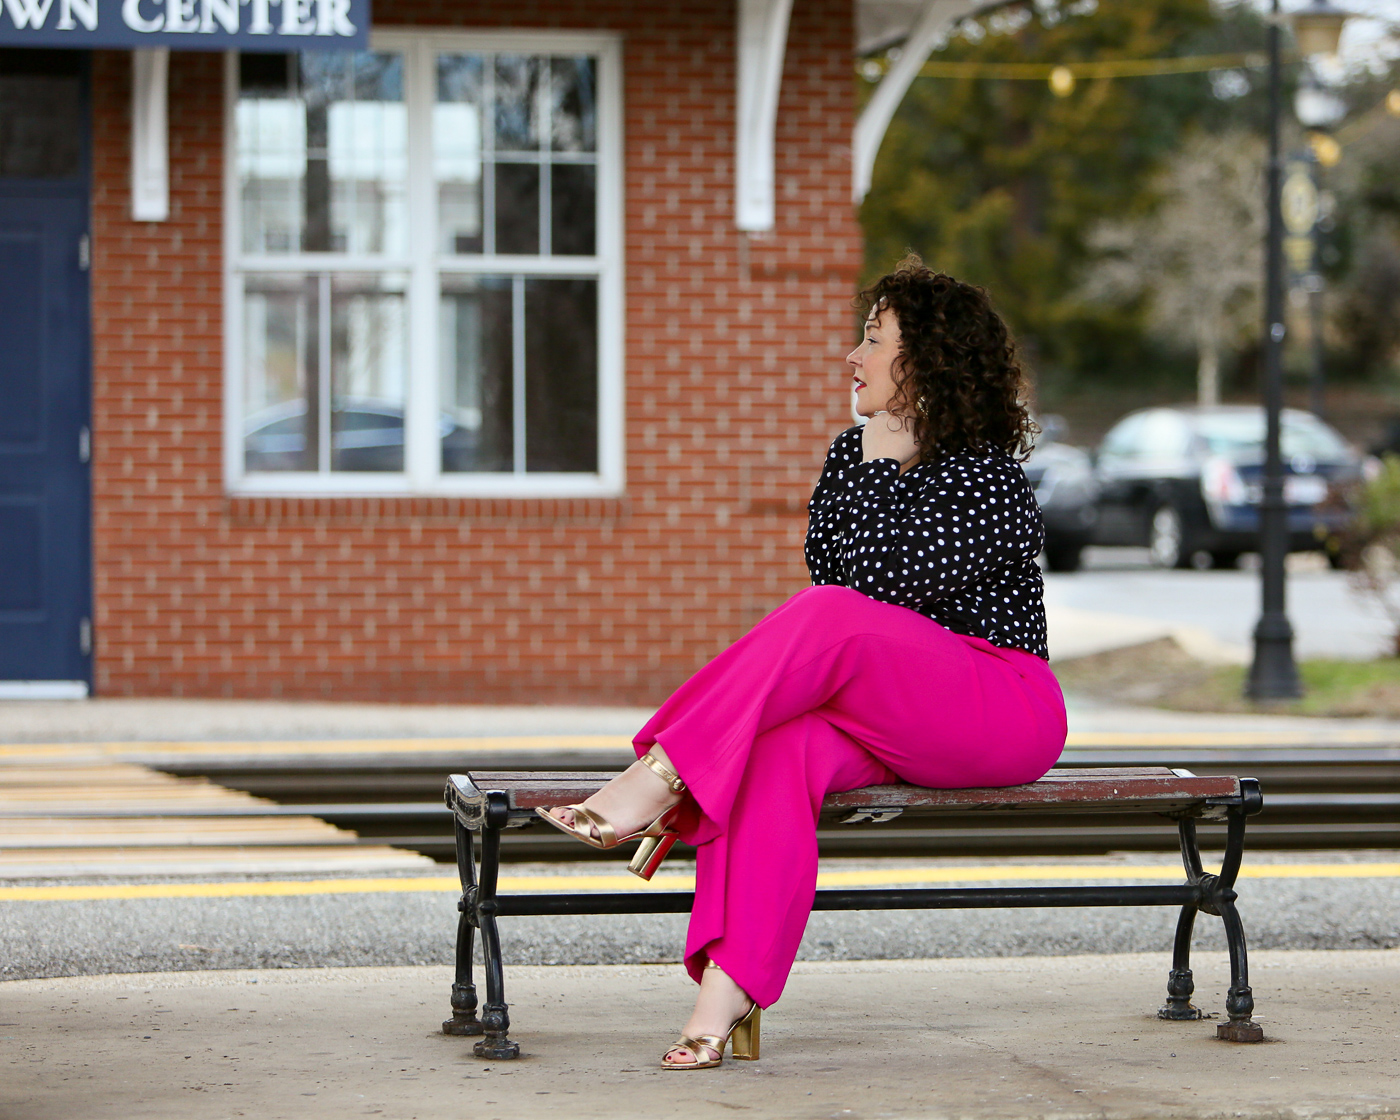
left=0, top=0, right=369, bottom=50
left=1281, top=154, right=1320, bottom=284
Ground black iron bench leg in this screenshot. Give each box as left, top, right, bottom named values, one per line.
left=1160, top=818, right=1205, bottom=1021
left=442, top=819, right=483, bottom=1036
left=1214, top=803, right=1263, bottom=1043
left=473, top=796, right=520, bottom=1060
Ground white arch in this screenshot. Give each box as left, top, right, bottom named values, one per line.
left=852, top=0, right=983, bottom=205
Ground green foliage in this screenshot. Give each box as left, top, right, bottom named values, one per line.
left=860, top=0, right=1274, bottom=391
left=1353, top=453, right=1400, bottom=543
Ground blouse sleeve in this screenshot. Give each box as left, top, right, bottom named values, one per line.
left=827, top=452, right=1044, bottom=607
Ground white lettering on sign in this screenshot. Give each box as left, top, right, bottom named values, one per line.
left=163, top=0, right=195, bottom=30
left=278, top=0, right=312, bottom=34
left=56, top=0, right=97, bottom=29
left=199, top=0, right=235, bottom=33
left=315, top=0, right=350, bottom=35
left=0, top=0, right=358, bottom=36
left=120, top=0, right=161, bottom=31
left=2, top=0, right=55, bottom=29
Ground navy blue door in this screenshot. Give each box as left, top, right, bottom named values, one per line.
left=0, top=50, right=91, bottom=690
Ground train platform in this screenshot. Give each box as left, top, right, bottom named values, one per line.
left=3, top=950, right=1397, bottom=1120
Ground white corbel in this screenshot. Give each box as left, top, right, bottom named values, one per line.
left=131, top=48, right=170, bottom=222
left=735, top=0, right=794, bottom=231
left=852, top=0, right=980, bottom=205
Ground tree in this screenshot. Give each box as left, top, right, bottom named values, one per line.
left=1081, top=130, right=1264, bottom=406
left=860, top=0, right=1275, bottom=388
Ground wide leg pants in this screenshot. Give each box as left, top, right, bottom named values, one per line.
left=632, top=584, right=1067, bottom=1009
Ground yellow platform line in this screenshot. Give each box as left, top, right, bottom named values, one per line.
left=2, top=729, right=1399, bottom=762
left=3, top=863, right=1398, bottom=902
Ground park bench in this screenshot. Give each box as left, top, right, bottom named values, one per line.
left=440, top=766, right=1264, bottom=1059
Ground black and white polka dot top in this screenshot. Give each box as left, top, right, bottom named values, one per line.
left=805, top=426, right=1049, bottom=659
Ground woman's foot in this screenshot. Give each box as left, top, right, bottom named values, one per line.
left=547, top=746, right=683, bottom=843
left=663, top=963, right=755, bottom=1068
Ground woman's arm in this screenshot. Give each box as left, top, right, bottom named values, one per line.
left=829, top=453, right=1044, bottom=607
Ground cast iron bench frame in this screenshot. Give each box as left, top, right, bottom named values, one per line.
left=441, top=766, right=1264, bottom=1058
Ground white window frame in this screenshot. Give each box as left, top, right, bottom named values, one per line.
left=222, top=29, right=625, bottom=497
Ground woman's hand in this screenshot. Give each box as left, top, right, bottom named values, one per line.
left=861, top=412, right=921, bottom=471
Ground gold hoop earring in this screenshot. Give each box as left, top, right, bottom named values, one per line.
left=916, top=394, right=929, bottom=417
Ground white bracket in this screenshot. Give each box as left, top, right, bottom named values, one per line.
left=735, top=0, right=793, bottom=231
left=131, top=48, right=170, bottom=223
left=852, top=0, right=980, bottom=205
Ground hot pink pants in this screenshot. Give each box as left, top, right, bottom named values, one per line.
left=632, top=584, right=1067, bottom=1008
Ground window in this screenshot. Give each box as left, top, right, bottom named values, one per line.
left=224, top=31, right=622, bottom=495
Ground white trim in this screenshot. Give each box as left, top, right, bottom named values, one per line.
left=235, top=472, right=624, bottom=498
left=852, top=0, right=981, bottom=204
left=0, top=681, right=90, bottom=700
left=735, top=0, right=792, bottom=232
left=223, top=29, right=625, bottom=499
left=131, top=48, right=170, bottom=222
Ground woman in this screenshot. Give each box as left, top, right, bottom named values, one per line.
left=537, top=256, right=1066, bottom=1069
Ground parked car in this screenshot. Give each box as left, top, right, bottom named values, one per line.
left=1022, top=415, right=1101, bottom=572
left=1091, top=405, right=1362, bottom=569
left=244, top=399, right=484, bottom=472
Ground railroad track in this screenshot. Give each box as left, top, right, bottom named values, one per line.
left=153, top=743, right=1400, bottom=861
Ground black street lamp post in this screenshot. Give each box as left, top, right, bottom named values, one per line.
left=1246, top=0, right=1302, bottom=701
left=1246, top=0, right=1351, bottom=701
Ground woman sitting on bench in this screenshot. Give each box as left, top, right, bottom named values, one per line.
left=537, top=255, right=1067, bottom=1070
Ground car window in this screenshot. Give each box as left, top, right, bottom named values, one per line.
left=1194, top=412, right=1349, bottom=462
left=1136, top=411, right=1191, bottom=457
left=1099, top=413, right=1147, bottom=458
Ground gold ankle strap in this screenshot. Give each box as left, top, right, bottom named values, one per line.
left=640, top=751, right=686, bottom=793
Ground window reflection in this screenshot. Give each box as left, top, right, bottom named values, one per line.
left=243, top=272, right=407, bottom=473
left=439, top=276, right=513, bottom=473
left=436, top=51, right=596, bottom=259
left=238, top=51, right=406, bottom=256
left=526, top=278, right=597, bottom=472
left=435, top=54, right=483, bottom=255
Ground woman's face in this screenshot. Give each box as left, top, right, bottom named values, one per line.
left=846, top=308, right=903, bottom=417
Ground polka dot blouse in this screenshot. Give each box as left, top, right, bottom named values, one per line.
left=805, top=426, right=1049, bottom=659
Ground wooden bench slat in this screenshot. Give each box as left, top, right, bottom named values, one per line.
left=454, top=767, right=1242, bottom=818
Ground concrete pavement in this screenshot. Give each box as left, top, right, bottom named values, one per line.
left=4, top=952, right=1397, bottom=1120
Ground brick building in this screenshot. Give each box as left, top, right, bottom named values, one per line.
left=0, top=0, right=974, bottom=703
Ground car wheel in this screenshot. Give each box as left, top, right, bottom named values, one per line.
left=1043, top=542, right=1084, bottom=572
left=1148, top=505, right=1188, bottom=569
left=1210, top=550, right=1242, bottom=570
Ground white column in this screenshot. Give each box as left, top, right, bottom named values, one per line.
left=852, top=0, right=980, bottom=205
left=735, top=0, right=793, bottom=232
left=131, top=48, right=170, bottom=222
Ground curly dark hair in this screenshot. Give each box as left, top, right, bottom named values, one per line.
left=856, top=254, right=1036, bottom=462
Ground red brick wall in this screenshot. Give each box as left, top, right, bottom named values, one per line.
left=90, top=0, right=863, bottom=703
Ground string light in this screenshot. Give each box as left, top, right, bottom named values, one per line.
left=1048, top=66, right=1076, bottom=96
left=1387, top=90, right=1400, bottom=116
left=857, top=50, right=1279, bottom=83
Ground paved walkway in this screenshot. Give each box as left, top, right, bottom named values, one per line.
left=4, top=952, right=1397, bottom=1120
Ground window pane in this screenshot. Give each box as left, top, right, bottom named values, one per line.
left=551, top=164, right=595, bottom=256
left=525, top=278, right=597, bottom=473
left=435, top=54, right=484, bottom=255
left=0, top=50, right=83, bottom=178
left=494, top=55, right=540, bottom=152
left=243, top=274, right=318, bottom=472
left=330, top=274, right=408, bottom=472
left=238, top=50, right=406, bottom=256
left=440, top=276, right=513, bottom=473
left=495, top=163, right=540, bottom=255
left=549, top=57, right=596, bottom=153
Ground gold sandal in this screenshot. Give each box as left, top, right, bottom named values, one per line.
left=534, top=752, right=686, bottom=880
left=662, top=962, right=761, bottom=1070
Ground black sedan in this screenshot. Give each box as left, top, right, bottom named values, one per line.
left=1021, top=417, right=1101, bottom=572
left=1091, top=405, right=1362, bottom=569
